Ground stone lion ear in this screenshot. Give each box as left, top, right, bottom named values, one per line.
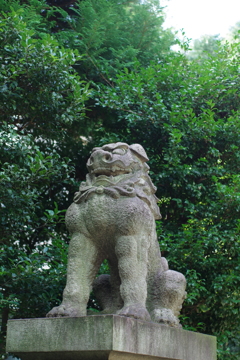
left=129, top=144, right=149, bottom=162
left=91, top=147, right=101, bottom=153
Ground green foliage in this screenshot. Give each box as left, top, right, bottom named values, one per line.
left=51, top=0, right=175, bottom=80
left=0, top=6, right=90, bottom=138
left=188, top=34, right=223, bottom=60
left=228, top=21, right=240, bottom=43
left=0, top=124, right=73, bottom=248
left=0, top=238, right=68, bottom=356
left=1, top=238, right=68, bottom=318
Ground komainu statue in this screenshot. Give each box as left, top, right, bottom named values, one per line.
left=47, top=143, right=186, bottom=327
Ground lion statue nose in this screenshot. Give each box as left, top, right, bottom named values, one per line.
left=87, top=150, right=112, bottom=171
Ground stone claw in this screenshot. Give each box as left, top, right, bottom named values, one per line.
left=118, top=304, right=151, bottom=322
left=46, top=304, right=83, bottom=318
left=151, top=308, right=181, bottom=328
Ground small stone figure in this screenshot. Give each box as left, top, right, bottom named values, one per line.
left=47, top=143, right=186, bottom=327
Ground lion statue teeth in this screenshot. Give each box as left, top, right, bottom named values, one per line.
left=47, top=142, right=186, bottom=327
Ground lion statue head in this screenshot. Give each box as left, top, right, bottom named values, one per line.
left=74, top=142, right=161, bottom=219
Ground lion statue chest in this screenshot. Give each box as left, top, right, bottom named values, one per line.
left=66, top=192, right=154, bottom=243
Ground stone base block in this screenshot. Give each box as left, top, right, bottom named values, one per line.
left=6, top=315, right=216, bottom=360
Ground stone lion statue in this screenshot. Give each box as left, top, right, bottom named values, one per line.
left=47, top=142, right=186, bottom=327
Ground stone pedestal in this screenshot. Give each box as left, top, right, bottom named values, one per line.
left=6, top=315, right=216, bottom=360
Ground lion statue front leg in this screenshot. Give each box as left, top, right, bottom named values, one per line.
left=47, top=232, right=102, bottom=318
left=93, top=233, right=151, bottom=321
left=114, top=234, right=151, bottom=321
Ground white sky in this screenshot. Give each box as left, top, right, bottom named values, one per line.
left=161, top=0, right=240, bottom=40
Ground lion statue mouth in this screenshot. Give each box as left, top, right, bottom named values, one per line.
left=91, top=165, right=132, bottom=177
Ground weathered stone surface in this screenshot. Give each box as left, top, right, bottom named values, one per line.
left=6, top=315, right=217, bottom=360
left=46, top=143, right=186, bottom=327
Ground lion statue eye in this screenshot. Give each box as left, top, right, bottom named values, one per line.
left=112, top=148, right=127, bottom=155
